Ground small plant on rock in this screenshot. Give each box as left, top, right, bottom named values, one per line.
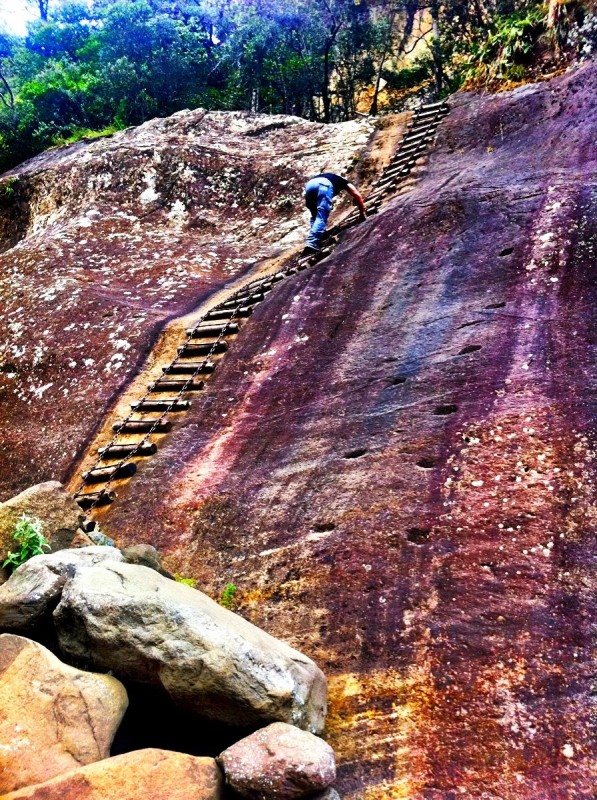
left=0, top=176, right=18, bottom=200
left=219, top=583, right=237, bottom=610
left=3, top=514, right=50, bottom=571
left=174, top=573, right=197, bottom=588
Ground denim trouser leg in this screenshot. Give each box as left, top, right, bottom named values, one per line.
left=305, top=178, right=334, bottom=249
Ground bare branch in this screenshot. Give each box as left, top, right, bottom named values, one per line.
left=401, top=27, right=433, bottom=56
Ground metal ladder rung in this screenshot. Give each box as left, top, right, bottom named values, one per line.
left=83, top=463, right=137, bottom=483
left=178, top=341, right=228, bottom=356
left=99, top=443, right=157, bottom=458
left=150, top=379, right=204, bottom=392
left=131, top=399, right=190, bottom=412
left=186, top=323, right=240, bottom=337
left=75, top=490, right=116, bottom=509
left=113, top=419, right=172, bottom=433
left=162, top=361, right=215, bottom=375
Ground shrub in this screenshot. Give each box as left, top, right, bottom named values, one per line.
left=3, top=514, right=51, bottom=571
left=219, top=583, right=237, bottom=610
left=462, top=6, right=546, bottom=88
left=174, top=573, right=197, bottom=588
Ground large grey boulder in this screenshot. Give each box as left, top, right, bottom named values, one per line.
left=0, top=547, right=124, bottom=630
left=0, top=482, right=88, bottom=560
left=0, top=634, right=128, bottom=794
left=54, top=562, right=327, bottom=733
left=218, top=722, right=336, bottom=799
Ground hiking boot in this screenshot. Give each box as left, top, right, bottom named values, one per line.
left=301, top=245, right=322, bottom=256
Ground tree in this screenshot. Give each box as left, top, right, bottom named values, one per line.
left=27, top=0, right=51, bottom=22
left=0, top=33, right=15, bottom=109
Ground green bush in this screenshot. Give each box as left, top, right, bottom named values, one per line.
left=462, top=6, right=546, bottom=87
left=219, top=583, right=237, bottom=610
left=174, top=573, right=197, bottom=588
left=3, top=514, right=51, bottom=571
left=0, top=176, right=18, bottom=199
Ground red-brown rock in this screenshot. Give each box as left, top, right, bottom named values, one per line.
left=0, top=748, right=222, bottom=799
left=0, top=112, right=375, bottom=501
left=97, top=63, right=597, bottom=797
left=3, top=61, right=597, bottom=799
left=218, top=722, right=336, bottom=799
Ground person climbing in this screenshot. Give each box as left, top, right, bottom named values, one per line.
left=302, top=172, right=367, bottom=255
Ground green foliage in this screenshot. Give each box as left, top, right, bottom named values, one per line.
left=174, top=573, right=198, bottom=588
left=0, top=0, right=591, bottom=171
left=0, top=0, right=400, bottom=171
left=53, top=124, right=123, bottom=146
left=219, top=582, right=237, bottom=609
left=2, top=514, right=51, bottom=571
left=382, top=56, right=434, bottom=93
left=461, top=6, right=546, bottom=86
left=0, top=176, right=18, bottom=198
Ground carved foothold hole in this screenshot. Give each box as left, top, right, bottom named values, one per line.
left=407, top=527, right=431, bottom=544
left=458, top=344, right=482, bottom=355
left=390, top=375, right=407, bottom=385
left=485, top=301, right=506, bottom=309
left=434, top=404, right=458, bottom=416
left=312, top=522, right=336, bottom=533
left=458, top=320, right=482, bottom=329
left=416, top=458, right=435, bottom=469
left=499, top=247, right=514, bottom=256
left=344, top=448, right=367, bottom=459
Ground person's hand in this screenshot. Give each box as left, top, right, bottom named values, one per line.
left=358, top=211, right=367, bottom=222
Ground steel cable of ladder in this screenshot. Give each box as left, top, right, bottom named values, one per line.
left=75, top=295, right=249, bottom=510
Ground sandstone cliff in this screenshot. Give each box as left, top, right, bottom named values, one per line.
left=0, top=110, right=377, bottom=497
left=2, top=60, right=597, bottom=798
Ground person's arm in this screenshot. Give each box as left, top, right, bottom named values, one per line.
left=346, top=183, right=367, bottom=220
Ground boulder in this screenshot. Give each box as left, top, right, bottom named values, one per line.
left=0, top=546, right=124, bottom=630
left=0, top=748, right=222, bottom=799
left=310, top=791, right=341, bottom=800
left=0, top=482, right=86, bottom=561
left=69, top=529, right=95, bottom=548
left=121, top=543, right=173, bottom=577
left=0, top=634, right=128, bottom=793
left=87, top=530, right=116, bottom=547
left=218, top=722, right=336, bottom=799
left=54, top=562, right=327, bottom=732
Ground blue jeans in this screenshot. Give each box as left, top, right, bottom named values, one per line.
left=304, top=177, right=334, bottom=249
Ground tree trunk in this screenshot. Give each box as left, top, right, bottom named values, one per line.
left=430, top=7, right=444, bottom=96
left=371, top=6, right=398, bottom=117
left=322, top=41, right=332, bottom=123
left=0, top=69, right=14, bottom=109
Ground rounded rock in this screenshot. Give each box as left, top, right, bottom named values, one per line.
left=218, top=722, right=336, bottom=799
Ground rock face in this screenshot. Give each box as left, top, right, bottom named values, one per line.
left=54, top=561, right=327, bottom=732
left=98, top=63, right=597, bottom=797
left=218, top=722, right=336, bottom=799
left=0, top=634, right=128, bottom=793
left=0, top=748, right=222, bottom=800
left=0, top=546, right=124, bottom=629
left=121, top=542, right=173, bottom=576
left=0, top=110, right=377, bottom=501
left=0, top=482, right=86, bottom=562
